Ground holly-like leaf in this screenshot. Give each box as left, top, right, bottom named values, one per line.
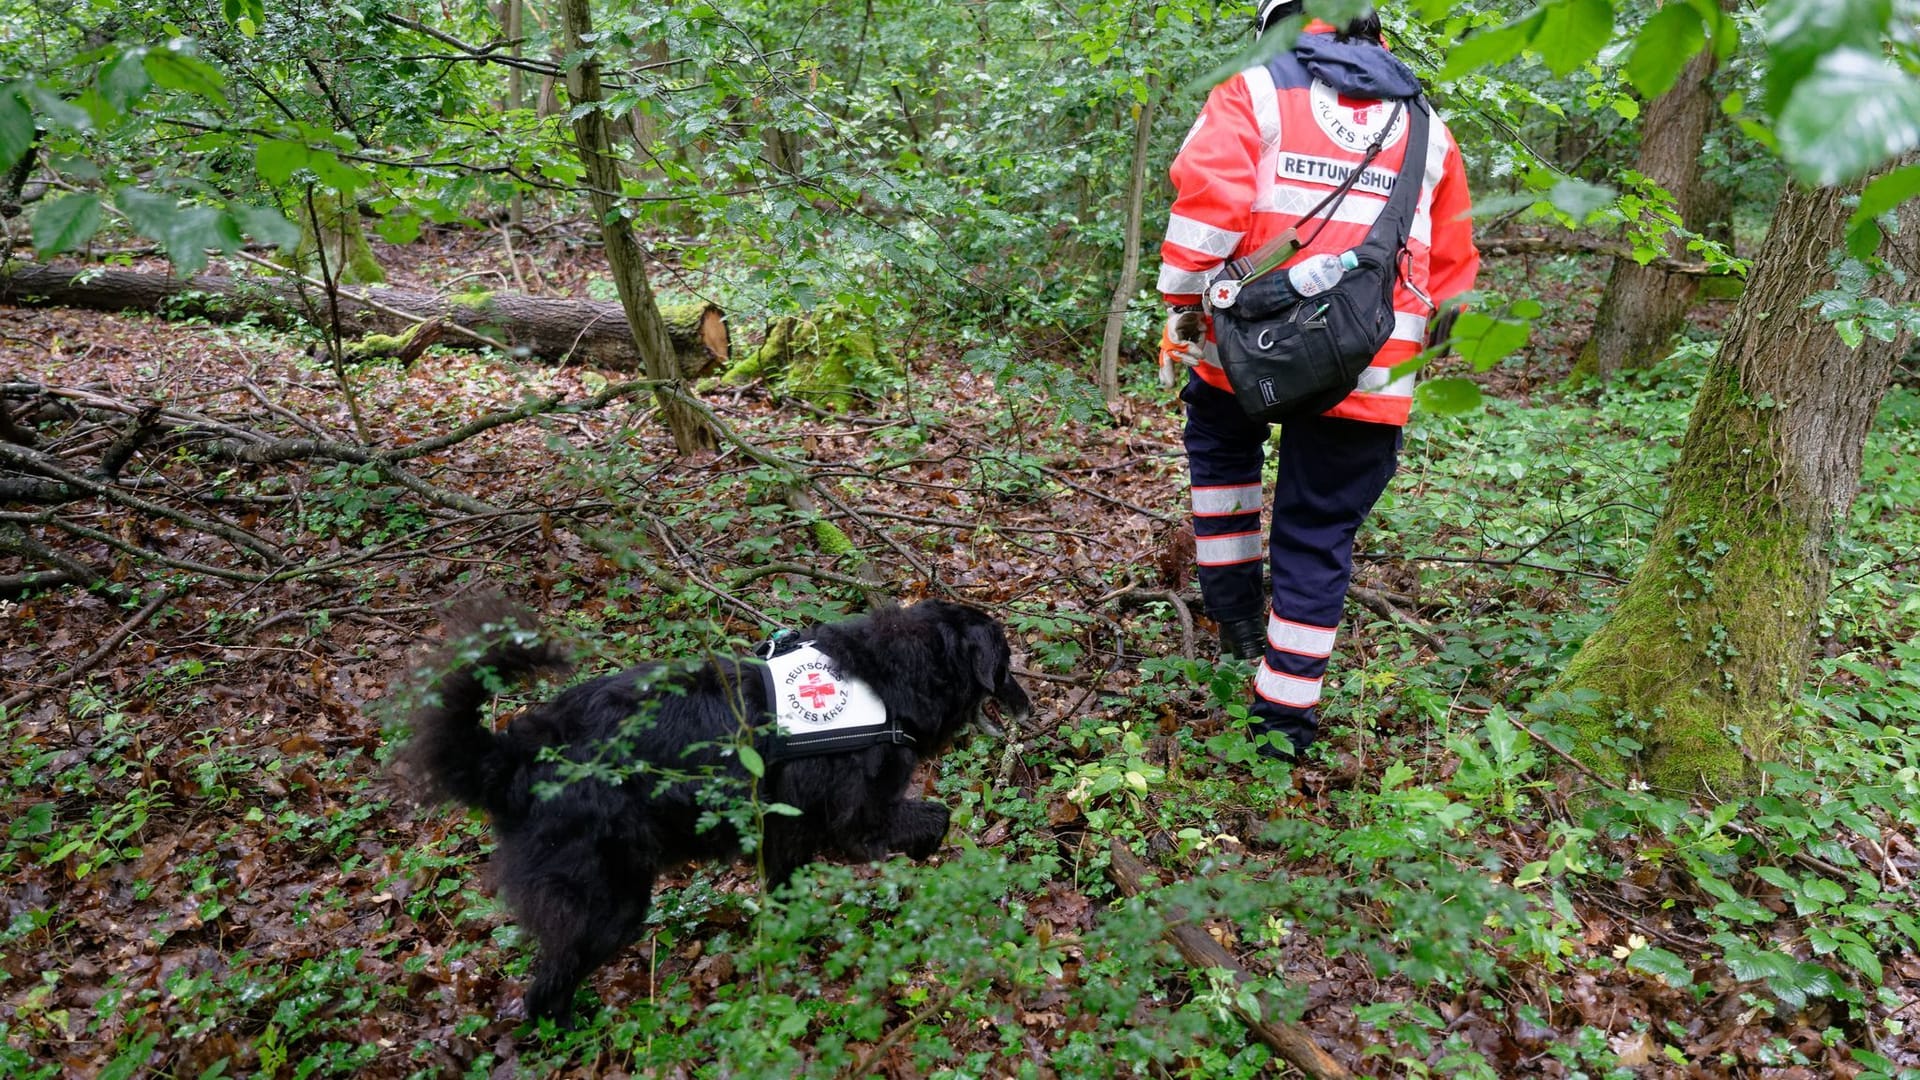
left=737, top=744, right=765, bottom=779
left=144, top=45, right=229, bottom=108
left=1452, top=310, right=1533, bottom=370
left=235, top=203, right=301, bottom=250
left=222, top=0, right=266, bottom=33
left=1626, top=946, right=1695, bottom=988
left=32, top=193, right=103, bottom=255
left=1687, top=0, right=1741, bottom=61
left=1854, top=163, right=1920, bottom=221
left=1763, top=0, right=1893, bottom=116
left=1546, top=178, right=1616, bottom=224
left=1440, top=9, right=1544, bottom=82
left=99, top=49, right=153, bottom=114
left=1535, top=0, right=1613, bottom=78
left=255, top=140, right=313, bottom=185
left=1847, top=165, right=1920, bottom=257
left=115, top=188, right=242, bottom=276
left=1415, top=377, right=1483, bottom=416
left=1625, top=3, right=1705, bottom=100
left=0, top=85, right=32, bottom=173
left=1307, top=0, right=1377, bottom=24
left=1777, top=50, right=1920, bottom=186
left=28, top=86, right=92, bottom=131
left=116, top=187, right=178, bottom=244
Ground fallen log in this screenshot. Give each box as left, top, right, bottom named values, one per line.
left=1107, top=839, right=1355, bottom=1080
left=1478, top=234, right=1738, bottom=279
left=0, top=262, right=729, bottom=374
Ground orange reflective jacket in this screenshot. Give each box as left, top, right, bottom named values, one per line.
left=1159, top=31, right=1479, bottom=426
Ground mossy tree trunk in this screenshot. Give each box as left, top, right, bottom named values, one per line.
left=1556, top=162, right=1920, bottom=794
left=293, top=190, right=384, bottom=286
left=560, top=0, right=711, bottom=453
left=1575, top=2, right=1730, bottom=380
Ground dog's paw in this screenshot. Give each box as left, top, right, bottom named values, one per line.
left=897, top=803, right=951, bottom=860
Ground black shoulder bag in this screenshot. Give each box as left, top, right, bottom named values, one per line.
left=1205, top=95, right=1431, bottom=422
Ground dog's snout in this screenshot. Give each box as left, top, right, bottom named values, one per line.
left=991, top=677, right=1032, bottom=733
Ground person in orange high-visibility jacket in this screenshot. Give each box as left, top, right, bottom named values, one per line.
left=1158, top=1, right=1478, bottom=759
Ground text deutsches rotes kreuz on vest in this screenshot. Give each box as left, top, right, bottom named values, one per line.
left=765, top=643, right=888, bottom=735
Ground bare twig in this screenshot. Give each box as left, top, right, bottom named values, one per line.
left=1348, top=585, right=1444, bottom=650
left=1106, top=840, right=1355, bottom=1080
left=1100, top=582, right=1197, bottom=661
left=0, top=587, right=176, bottom=714
left=0, top=441, right=286, bottom=564
left=1038, top=462, right=1179, bottom=524
left=1480, top=234, right=1737, bottom=278
left=835, top=978, right=972, bottom=1080
left=227, top=248, right=516, bottom=354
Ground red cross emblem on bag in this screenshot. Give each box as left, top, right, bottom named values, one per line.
left=797, top=671, right=837, bottom=709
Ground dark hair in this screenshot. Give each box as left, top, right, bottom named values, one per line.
left=1255, top=2, right=1383, bottom=43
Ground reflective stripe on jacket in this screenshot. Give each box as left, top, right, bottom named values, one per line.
left=1159, top=32, right=1480, bottom=426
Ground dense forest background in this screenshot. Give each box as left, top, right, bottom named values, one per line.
left=3, top=0, right=1919, bottom=1076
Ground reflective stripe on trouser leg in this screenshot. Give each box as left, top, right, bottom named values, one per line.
left=1250, top=413, right=1403, bottom=752
left=1181, top=372, right=1269, bottom=621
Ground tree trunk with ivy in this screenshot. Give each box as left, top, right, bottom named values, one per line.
left=1555, top=163, right=1920, bottom=794
left=1574, top=37, right=1723, bottom=380
left=560, top=0, right=711, bottom=453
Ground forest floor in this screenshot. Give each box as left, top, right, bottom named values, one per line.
left=2, top=228, right=1917, bottom=1079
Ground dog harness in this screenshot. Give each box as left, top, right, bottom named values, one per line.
left=751, top=634, right=913, bottom=761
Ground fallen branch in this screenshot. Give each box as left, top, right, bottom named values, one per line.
left=836, top=978, right=973, bottom=1080
left=0, top=569, right=78, bottom=597
left=1479, top=234, right=1739, bottom=278
left=1100, top=582, right=1197, bottom=661
left=1106, top=839, right=1355, bottom=1080
left=4, top=511, right=274, bottom=584
left=0, top=441, right=286, bottom=565
left=0, top=587, right=175, bottom=714
left=1348, top=585, right=1444, bottom=650
left=197, top=377, right=662, bottom=467
left=0, top=524, right=104, bottom=592
left=1, top=261, right=730, bottom=372
left=97, top=403, right=165, bottom=481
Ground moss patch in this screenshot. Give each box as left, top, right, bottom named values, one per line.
left=721, top=306, right=892, bottom=412
left=1552, top=359, right=1820, bottom=794
left=290, top=195, right=386, bottom=286
left=446, top=290, right=495, bottom=315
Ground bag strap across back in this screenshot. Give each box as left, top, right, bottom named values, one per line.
left=1352, top=93, right=1430, bottom=267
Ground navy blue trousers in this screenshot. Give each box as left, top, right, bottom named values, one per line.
left=1181, top=373, right=1401, bottom=753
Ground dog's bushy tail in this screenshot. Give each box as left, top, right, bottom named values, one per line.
left=402, top=594, right=570, bottom=810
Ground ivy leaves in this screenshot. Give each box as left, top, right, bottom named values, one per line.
left=4, top=38, right=295, bottom=274
left=1436, top=0, right=1919, bottom=188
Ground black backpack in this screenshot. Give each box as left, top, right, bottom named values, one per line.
left=1204, top=91, right=1431, bottom=423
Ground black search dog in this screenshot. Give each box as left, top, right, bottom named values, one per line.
left=400, top=595, right=1029, bottom=1021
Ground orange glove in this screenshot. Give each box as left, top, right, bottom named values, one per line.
left=1159, top=308, right=1205, bottom=374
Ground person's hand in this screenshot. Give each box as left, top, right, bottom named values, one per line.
left=1159, top=307, right=1205, bottom=375
left=1426, top=304, right=1461, bottom=355
left=1158, top=308, right=1205, bottom=389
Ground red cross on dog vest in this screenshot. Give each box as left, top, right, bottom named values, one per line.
left=756, top=640, right=904, bottom=759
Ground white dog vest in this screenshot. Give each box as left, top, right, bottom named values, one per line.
left=755, top=639, right=910, bottom=760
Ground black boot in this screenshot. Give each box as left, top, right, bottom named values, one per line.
left=1217, top=616, right=1266, bottom=661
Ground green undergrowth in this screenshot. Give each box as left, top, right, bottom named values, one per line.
left=5, top=355, right=1917, bottom=1077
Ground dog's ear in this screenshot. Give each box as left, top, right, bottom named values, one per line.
left=963, top=621, right=1010, bottom=693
